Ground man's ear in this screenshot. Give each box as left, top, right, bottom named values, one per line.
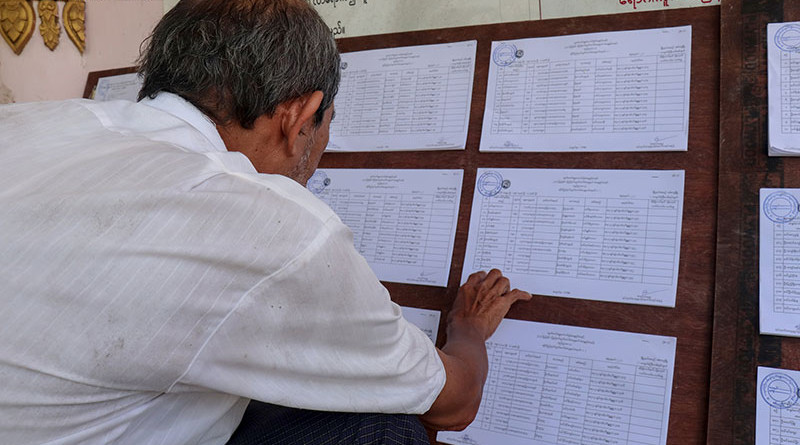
left=279, top=91, right=324, bottom=156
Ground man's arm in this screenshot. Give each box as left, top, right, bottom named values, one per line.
left=419, top=269, right=532, bottom=431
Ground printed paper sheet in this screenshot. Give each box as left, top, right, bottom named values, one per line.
left=400, top=306, right=441, bottom=343
left=308, top=169, right=462, bottom=286
left=480, top=26, right=691, bottom=152
left=438, top=318, right=677, bottom=445
left=768, top=22, right=800, bottom=156
left=759, top=189, right=800, bottom=337
left=93, top=73, right=142, bottom=102
left=462, top=168, right=685, bottom=307
left=327, top=41, right=475, bottom=152
left=757, top=366, right=800, bottom=445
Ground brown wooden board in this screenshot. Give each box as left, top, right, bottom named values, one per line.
left=708, top=1, right=800, bottom=444
left=324, top=7, right=719, bottom=445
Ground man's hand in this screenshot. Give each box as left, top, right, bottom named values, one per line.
left=449, top=269, right=532, bottom=341
left=420, top=269, right=531, bottom=431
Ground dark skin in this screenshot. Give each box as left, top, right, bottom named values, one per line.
left=216, top=90, right=533, bottom=431
left=424, top=269, right=532, bottom=430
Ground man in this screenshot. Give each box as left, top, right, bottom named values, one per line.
left=0, top=0, right=531, bottom=444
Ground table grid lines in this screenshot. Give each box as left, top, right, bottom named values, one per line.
left=780, top=51, right=800, bottom=134
left=772, top=221, right=800, bottom=314
left=475, top=342, right=668, bottom=445
left=489, top=51, right=687, bottom=136
left=769, top=406, right=800, bottom=444
left=331, top=61, right=472, bottom=137
left=323, top=190, right=458, bottom=269
left=473, top=193, right=680, bottom=285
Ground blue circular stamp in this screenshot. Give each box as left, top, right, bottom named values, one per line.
left=764, top=191, right=799, bottom=223
left=761, top=373, right=800, bottom=409
left=776, top=24, right=800, bottom=53
left=477, top=171, right=504, bottom=197
left=493, top=43, right=518, bottom=67
left=307, top=170, right=330, bottom=195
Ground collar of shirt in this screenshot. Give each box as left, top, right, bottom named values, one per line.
left=138, top=92, right=258, bottom=174
left=139, top=92, right=227, bottom=153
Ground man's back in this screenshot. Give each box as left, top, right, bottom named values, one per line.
left=0, top=97, right=308, bottom=443
left=0, top=98, right=444, bottom=444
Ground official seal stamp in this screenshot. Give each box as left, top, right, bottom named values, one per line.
left=307, top=170, right=331, bottom=195
left=493, top=43, right=518, bottom=67
left=477, top=171, right=504, bottom=197
left=761, top=372, right=800, bottom=409
left=776, top=24, right=800, bottom=53
left=764, top=191, right=799, bottom=223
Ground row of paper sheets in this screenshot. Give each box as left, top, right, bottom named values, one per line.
left=92, top=26, right=693, bottom=153
left=754, top=20, right=800, bottom=445
left=328, top=25, right=692, bottom=152
left=319, top=169, right=683, bottom=444
left=308, top=168, right=685, bottom=308
left=756, top=190, right=800, bottom=443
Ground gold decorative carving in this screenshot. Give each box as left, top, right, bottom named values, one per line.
left=38, top=0, right=59, bottom=51
left=63, top=0, right=84, bottom=54
left=0, top=0, right=35, bottom=55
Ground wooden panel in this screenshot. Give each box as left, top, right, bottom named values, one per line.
left=708, top=1, right=800, bottom=444
left=323, top=8, right=719, bottom=444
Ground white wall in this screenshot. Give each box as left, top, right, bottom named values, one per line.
left=309, top=0, right=719, bottom=39
left=163, top=0, right=720, bottom=37
left=0, top=0, right=163, bottom=103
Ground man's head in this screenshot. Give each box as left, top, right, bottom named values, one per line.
left=137, top=0, right=340, bottom=184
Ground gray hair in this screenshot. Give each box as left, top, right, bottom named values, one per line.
left=137, top=0, right=340, bottom=128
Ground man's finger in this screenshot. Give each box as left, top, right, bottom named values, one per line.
left=505, top=289, right=532, bottom=304
left=466, top=270, right=487, bottom=286
left=477, top=269, right=504, bottom=294
left=484, top=276, right=510, bottom=298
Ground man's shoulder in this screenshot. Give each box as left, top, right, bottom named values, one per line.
left=0, top=98, right=192, bottom=151
left=0, top=98, right=140, bottom=121
left=201, top=170, right=341, bottom=229
left=0, top=99, right=95, bottom=127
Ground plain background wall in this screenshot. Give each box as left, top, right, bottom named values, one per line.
left=0, top=0, right=163, bottom=103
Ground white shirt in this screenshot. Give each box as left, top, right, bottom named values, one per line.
left=0, top=94, right=446, bottom=445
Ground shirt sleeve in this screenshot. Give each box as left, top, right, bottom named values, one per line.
left=174, top=215, right=446, bottom=414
